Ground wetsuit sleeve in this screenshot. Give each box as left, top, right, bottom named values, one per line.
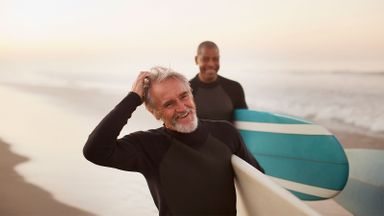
left=224, top=79, right=247, bottom=109
left=235, top=84, right=248, bottom=109
left=83, top=92, right=149, bottom=172
left=233, top=128, right=264, bottom=173
left=189, top=76, right=199, bottom=97
left=210, top=76, right=247, bottom=110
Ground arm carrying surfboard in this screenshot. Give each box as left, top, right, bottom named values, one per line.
left=234, top=109, right=349, bottom=200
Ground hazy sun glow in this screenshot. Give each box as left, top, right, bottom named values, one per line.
left=1, top=0, right=384, bottom=71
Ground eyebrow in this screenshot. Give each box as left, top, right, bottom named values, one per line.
left=201, top=56, right=220, bottom=60
left=161, top=91, right=189, bottom=107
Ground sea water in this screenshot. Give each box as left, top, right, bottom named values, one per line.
left=239, top=71, right=384, bottom=134
left=0, top=69, right=383, bottom=215
left=145, top=70, right=383, bottom=136
left=2, top=69, right=382, bottom=133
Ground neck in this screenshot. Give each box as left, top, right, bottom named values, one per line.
left=165, top=120, right=208, bottom=146
left=198, top=73, right=218, bottom=84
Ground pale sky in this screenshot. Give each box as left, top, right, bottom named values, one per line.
left=1, top=0, right=384, bottom=72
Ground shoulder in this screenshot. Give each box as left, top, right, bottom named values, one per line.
left=189, top=75, right=199, bottom=86
left=189, top=75, right=201, bottom=94
left=218, top=75, right=243, bottom=90
left=121, top=127, right=169, bottom=144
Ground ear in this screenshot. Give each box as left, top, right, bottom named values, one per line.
left=154, top=111, right=161, bottom=120
left=146, top=106, right=161, bottom=120
left=194, top=56, right=198, bottom=65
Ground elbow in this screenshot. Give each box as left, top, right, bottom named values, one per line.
left=82, top=144, right=105, bottom=166
left=83, top=141, right=95, bottom=162
left=82, top=136, right=113, bottom=166
left=82, top=136, right=102, bottom=164
left=82, top=145, right=91, bottom=161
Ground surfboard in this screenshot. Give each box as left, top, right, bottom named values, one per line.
left=232, top=155, right=320, bottom=216
left=234, top=109, right=349, bottom=200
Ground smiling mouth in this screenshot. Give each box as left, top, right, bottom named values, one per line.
left=205, top=69, right=216, bottom=73
left=177, top=111, right=190, bottom=119
left=174, top=109, right=194, bottom=123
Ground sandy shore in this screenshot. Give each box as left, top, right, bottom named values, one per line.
left=315, top=118, right=384, bottom=150
left=0, top=138, right=95, bottom=216
left=333, top=128, right=384, bottom=150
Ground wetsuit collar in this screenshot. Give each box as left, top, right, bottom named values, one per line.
left=164, top=120, right=208, bottom=147
left=194, top=74, right=221, bottom=89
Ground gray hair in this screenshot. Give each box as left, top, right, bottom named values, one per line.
left=144, top=66, right=192, bottom=110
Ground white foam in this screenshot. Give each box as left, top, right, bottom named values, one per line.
left=244, top=72, right=384, bottom=134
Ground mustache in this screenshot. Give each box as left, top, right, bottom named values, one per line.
left=173, top=109, right=193, bottom=121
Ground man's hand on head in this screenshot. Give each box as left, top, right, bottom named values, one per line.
left=131, top=71, right=151, bottom=101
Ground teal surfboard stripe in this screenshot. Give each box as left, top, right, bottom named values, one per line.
left=239, top=131, right=347, bottom=163
left=256, top=155, right=348, bottom=190
left=235, top=109, right=312, bottom=124
left=289, top=191, right=325, bottom=201
left=234, top=109, right=349, bottom=200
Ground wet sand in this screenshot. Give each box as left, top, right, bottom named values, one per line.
left=0, top=139, right=95, bottom=216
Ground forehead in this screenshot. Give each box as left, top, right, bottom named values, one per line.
left=150, top=78, right=189, bottom=102
left=198, top=47, right=219, bottom=56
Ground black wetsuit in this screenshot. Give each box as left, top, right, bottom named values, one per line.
left=83, top=92, right=263, bottom=216
left=190, top=75, right=248, bottom=122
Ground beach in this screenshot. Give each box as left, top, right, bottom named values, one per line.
left=0, top=138, right=95, bottom=216
left=0, top=80, right=382, bottom=215
left=0, top=84, right=159, bottom=216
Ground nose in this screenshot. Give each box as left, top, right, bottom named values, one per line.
left=174, top=99, right=187, bottom=112
left=207, top=58, right=216, bottom=67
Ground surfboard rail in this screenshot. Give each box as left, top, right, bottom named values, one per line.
left=232, top=155, right=321, bottom=216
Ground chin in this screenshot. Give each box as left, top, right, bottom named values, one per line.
left=174, top=115, right=198, bottom=133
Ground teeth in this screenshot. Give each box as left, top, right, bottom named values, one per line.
left=181, top=112, right=188, bottom=118
left=177, top=112, right=189, bottom=119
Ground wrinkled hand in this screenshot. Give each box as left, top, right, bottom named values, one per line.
left=131, top=71, right=151, bottom=100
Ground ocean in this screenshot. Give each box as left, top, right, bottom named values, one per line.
left=0, top=68, right=383, bottom=215
left=2, top=68, right=383, bottom=134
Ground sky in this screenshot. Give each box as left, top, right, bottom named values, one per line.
left=1, top=0, right=384, bottom=75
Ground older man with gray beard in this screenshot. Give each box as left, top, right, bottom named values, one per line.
left=83, top=66, right=263, bottom=216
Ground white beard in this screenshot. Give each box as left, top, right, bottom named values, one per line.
left=173, top=113, right=198, bottom=133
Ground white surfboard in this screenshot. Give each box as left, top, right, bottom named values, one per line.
left=232, top=155, right=321, bottom=216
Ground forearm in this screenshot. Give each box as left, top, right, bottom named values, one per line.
left=83, top=92, right=142, bottom=165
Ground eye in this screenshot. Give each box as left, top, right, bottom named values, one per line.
left=202, top=57, right=210, bottom=63
left=163, top=101, right=174, bottom=109
left=180, top=92, right=189, bottom=100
